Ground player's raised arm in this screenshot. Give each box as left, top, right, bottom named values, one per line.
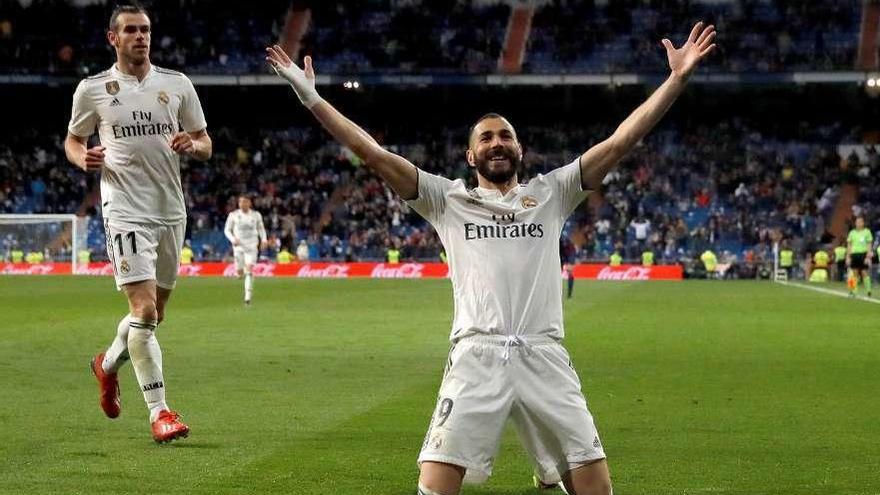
left=265, top=45, right=418, bottom=200
left=579, top=22, right=716, bottom=191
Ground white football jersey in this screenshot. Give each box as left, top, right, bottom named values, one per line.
left=224, top=209, right=267, bottom=246
left=68, top=64, right=207, bottom=224
left=407, top=159, right=589, bottom=341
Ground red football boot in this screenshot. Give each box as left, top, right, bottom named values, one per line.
left=151, top=410, right=190, bottom=444
left=90, top=352, right=120, bottom=418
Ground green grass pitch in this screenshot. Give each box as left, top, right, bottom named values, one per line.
left=1, top=276, right=879, bottom=494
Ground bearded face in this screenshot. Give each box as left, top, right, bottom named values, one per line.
left=472, top=145, right=521, bottom=184
left=468, top=116, right=523, bottom=185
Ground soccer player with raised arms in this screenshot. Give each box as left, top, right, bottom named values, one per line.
left=224, top=194, right=269, bottom=305
left=65, top=4, right=211, bottom=443
left=267, top=21, right=715, bottom=495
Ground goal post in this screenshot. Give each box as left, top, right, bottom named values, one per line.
left=0, top=214, right=87, bottom=274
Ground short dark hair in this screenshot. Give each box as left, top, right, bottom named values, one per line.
left=468, top=112, right=510, bottom=146
left=109, top=4, right=149, bottom=32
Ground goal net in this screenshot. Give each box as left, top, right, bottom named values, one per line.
left=0, top=214, right=87, bottom=274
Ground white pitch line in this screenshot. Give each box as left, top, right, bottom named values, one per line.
left=776, top=281, right=880, bottom=305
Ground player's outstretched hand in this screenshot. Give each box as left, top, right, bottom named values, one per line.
left=81, top=145, right=106, bottom=172
left=265, top=45, right=321, bottom=108
left=170, top=132, right=194, bottom=155
left=662, top=21, right=716, bottom=80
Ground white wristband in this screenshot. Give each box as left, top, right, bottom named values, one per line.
left=271, top=62, right=322, bottom=109
left=293, top=86, right=322, bottom=109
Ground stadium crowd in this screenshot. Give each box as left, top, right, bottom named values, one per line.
left=301, top=0, right=508, bottom=74
left=527, top=0, right=860, bottom=73
left=4, top=118, right=879, bottom=278
left=0, top=0, right=862, bottom=75
left=0, top=0, right=289, bottom=75
left=1, top=0, right=875, bottom=274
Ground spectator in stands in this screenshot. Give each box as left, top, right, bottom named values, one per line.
left=295, top=239, right=309, bottom=261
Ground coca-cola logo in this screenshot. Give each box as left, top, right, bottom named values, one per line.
left=177, top=264, right=203, bottom=276
left=596, top=266, right=651, bottom=281
left=251, top=263, right=276, bottom=277
left=222, top=263, right=277, bottom=277
left=370, top=263, right=424, bottom=279
left=76, top=263, right=115, bottom=276
left=2, top=263, right=56, bottom=275
left=296, top=264, right=350, bottom=278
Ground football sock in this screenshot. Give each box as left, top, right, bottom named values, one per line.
left=244, top=272, right=253, bottom=302
left=127, top=317, right=168, bottom=422
left=865, top=275, right=872, bottom=294
left=102, top=314, right=131, bottom=373
left=417, top=483, right=446, bottom=495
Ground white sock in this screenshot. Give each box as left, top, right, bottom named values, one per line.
left=127, top=317, right=169, bottom=422
left=102, top=314, right=131, bottom=373
left=417, top=483, right=446, bottom=495
left=244, top=272, right=253, bottom=302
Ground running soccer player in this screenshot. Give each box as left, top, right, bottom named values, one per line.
left=65, top=4, right=211, bottom=443
left=847, top=215, right=873, bottom=297
left=224, top=195, right=268, bottom=305
left=267, top=20, right=715, bottom=495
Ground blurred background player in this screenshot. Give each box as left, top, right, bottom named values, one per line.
left=563, top=262, right=575, bottom=300
left=65, top=4, right=211, bottom=443
left=846, top=215, right=873, bottom=297
left=267, top=18, right=715, bottom=495
left=224, top=194, right=268, bottom=305
left=561, top=239, right=575, bottom=299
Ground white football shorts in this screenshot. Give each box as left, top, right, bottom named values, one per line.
left=104, top=218, right=185, bottom=290
left=418, top=335, right=606, bottom=485
left=233, top=244, right=259, bottom=272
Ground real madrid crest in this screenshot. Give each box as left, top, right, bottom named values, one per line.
left=157, top=90, right=170, bottom=105
left=120, top=259, right=130, bottom=274
left=429, top=432, right=443, bottom=449
left=105, top=81, right=120, bottom=95
left=465, top=188, right=483, bottom=206
left=521, top=195, right=538, bottom=209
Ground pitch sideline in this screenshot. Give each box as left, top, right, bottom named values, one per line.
left=776, top=280, right=880, bottom=305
